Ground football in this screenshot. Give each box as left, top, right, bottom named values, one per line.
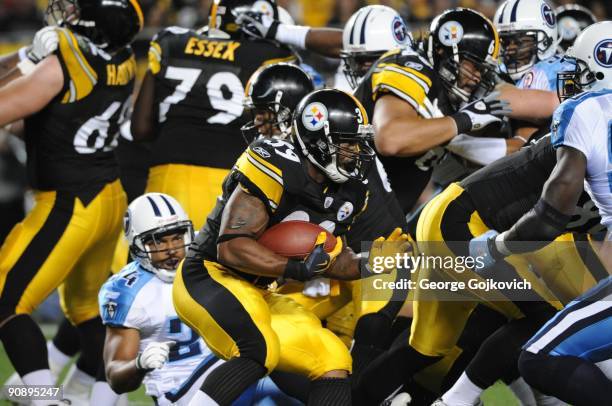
left=258, top=221, right=337, bottom=259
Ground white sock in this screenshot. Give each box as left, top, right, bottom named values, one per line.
left=62, top=364, right=95, bottom=399
left=116, top=393, right=129, bottom=406
left=90, top=381, right=120, bottom=406
left=188, top=389, right=219, bottom=406
left=508, top=377, right=536, bottom=406
left=21, top=370, right=55, bottom=406
left=441, top=372, right=484, bottom=406
left=21, top=369, right=54, bottom=386
left=47, top=340, right=71, bottom=378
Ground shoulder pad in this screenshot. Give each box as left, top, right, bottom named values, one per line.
left=98, top=263, right=153, bottom=327
left=235, top=139, right=303, bottom=212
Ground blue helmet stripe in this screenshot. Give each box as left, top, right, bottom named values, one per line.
left=510, top=0, right=521, bottom=23
left=498, top=2, right=508, bottom=24
left=159, top=194, right=176, bottom=215
left=360, top=8, right=374, bottom=45
left=146, top=196, right=162, bottom=217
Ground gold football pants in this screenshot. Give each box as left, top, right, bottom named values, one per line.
left=173, top=258, right=352, bottom=379
left=0, top=180, right=126, bottom=325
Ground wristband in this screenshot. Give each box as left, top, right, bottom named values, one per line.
left=450, top=112, right=471, bottom=134
left=18, top=46, right=29, bottom=62
left=135, top=353, right=152, bottom=372
left=283, top=259, right=310, bottom=281
left=17, top=59, right=36, bottom=76
left=494, top=232, right=512, bottom=257
left=275, top=24, right=309, bottom=50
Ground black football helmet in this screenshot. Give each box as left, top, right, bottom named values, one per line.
left=46, top=0, right=143, bottom=51
left=207, top=0, right=278, bottom=39
left=241, top=63, right=315, bottom=142
left=292, top=89, right=375, bottom=183
left=556, top=4, right=597, bottom=52
left=425, top=8, right=500, bottom=106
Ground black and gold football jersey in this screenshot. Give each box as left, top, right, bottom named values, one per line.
left=189, top=138, right=369, bottom=281
left=353, top=46, right=453, bottom=214
left=147, top=27, right=297, bottom=169
left=24, top=27, right=135, bottom=196
left=461, top=136, right=603, bottom=234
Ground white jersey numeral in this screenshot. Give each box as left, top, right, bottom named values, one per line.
left=73, top=97, right=130, bottom=154
left=159, top=66, right=245, bottom=125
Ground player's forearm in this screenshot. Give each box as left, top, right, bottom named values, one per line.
left=498, top=84, right=559, bottom=123
left=305, top=28, right=343, bottom=58
left=374, top=116, right=456, bottom=156
left=106, top=359, right=147, bottom=394
left=218, top=238, right=288, bottom=277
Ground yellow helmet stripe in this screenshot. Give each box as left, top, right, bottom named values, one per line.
left=128, top=0, right=145, bottom=31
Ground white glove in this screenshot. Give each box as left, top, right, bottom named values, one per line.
left=234, top=10, right=280, bottom=40
left=135, top=341, right=175, bottom=371
left=302, top=278, right=331, bottom=298
left=28, top=26, right=59, bottom=63
left=451, top=91, right=512, bottom=135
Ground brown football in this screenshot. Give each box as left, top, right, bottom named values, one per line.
left=258, top=221, right=337, bottom=259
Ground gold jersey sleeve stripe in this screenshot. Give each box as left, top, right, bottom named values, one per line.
left=377, top=63, right=432, bottom=88
left=57, top=28, right=98, bottom=103
left=148, top=41, right=162, bottom=75
left=372, top=69, right=427, bottom=108
left=236, top=152, right=283, bottom=210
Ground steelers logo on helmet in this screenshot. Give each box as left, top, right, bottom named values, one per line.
left=541, top=3, right=556, bottom=28
left=392, top=16, right=408, bottom=44
left=439, top=21, right=464, bottom=47
left=302, top=102, right=329, bottom=131
left=594, top=39, right=612, bottom=68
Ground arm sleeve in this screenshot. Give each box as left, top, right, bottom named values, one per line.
left=55, top=27, right=98, bottom=102
left=446, top=134, right=508, bottom=166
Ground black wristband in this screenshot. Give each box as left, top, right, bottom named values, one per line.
left=283, top=259, right=310, bottom=281
left=451, top=112, right=471, bottom=134
left=267, top=20, right=280, bottom=39
left=486, top=235, right=506, bottom=260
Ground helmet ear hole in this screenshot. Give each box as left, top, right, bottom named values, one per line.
left=596, top=71, right=605, bottom=80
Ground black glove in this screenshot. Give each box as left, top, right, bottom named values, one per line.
left=451, top=91, right=512, bottom=134
left=283, top=232, right=342, bottom=281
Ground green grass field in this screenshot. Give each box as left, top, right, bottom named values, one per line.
left=0, top=325, right=518, bottom=406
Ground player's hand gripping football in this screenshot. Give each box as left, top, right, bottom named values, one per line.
left=135, top=341, right=175, bottom=371
left=365, top=228, right=415, bottom=275
left=283, top=232, right=343, bottom=282
left=451, top=91, right=512, bottom=135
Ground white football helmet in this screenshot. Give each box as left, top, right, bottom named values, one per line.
left=494, top=0, right=558, bottom=81
left=557, top=21, right=612, bottom=100
left=124, top=193, right=194, bottom=283
left=340, top=5, right=411, bottom=89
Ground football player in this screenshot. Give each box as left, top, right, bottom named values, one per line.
left=99, top=193, right=301, bottom=405
left=520, top=276, right=612, bottom=406
left=338, top=5, right=412, bottom=90
left=173, top=89, right=410, bottom=405
left=472, top=20, right=612, bottom=299
left=130, top=0, right=297, bottom=230
left=0, top=1, right=142, bottom=403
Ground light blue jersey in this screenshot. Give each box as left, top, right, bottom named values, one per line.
left=517, top=55, right=575, bottom=92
